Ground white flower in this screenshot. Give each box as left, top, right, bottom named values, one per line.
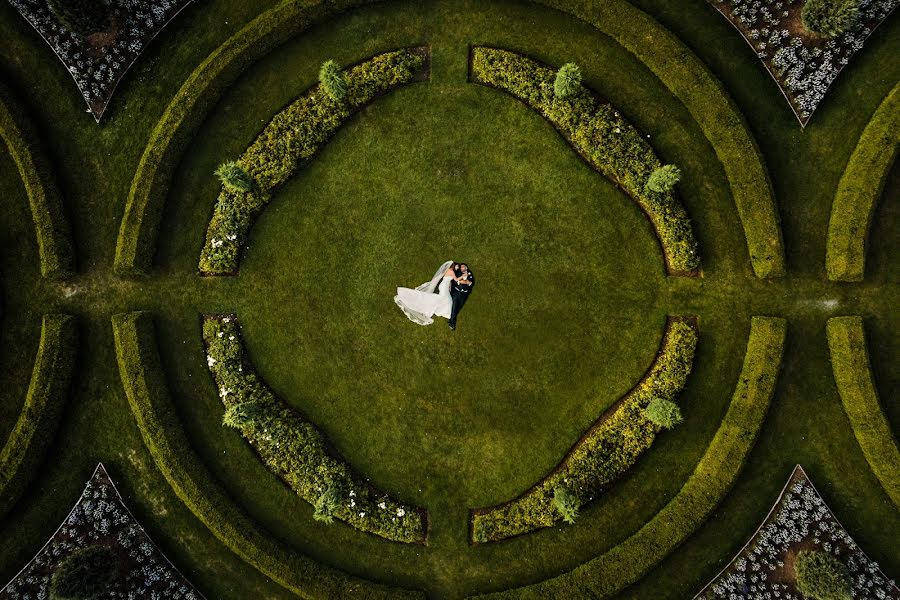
left=207, top=356, right=216, bottom=367
left=396, top=508, right=405, bottom=517
left=378, top=502, right=386, bottom=509
left=359, top=511, right=365, bottom=518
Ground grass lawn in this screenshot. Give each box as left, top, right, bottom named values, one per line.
left=0, top=0, right=897, bottom=598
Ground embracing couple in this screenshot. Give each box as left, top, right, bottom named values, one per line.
left=394, top=261, right=475, bottom=330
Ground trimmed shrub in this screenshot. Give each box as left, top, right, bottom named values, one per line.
left=0, top=82, right=75, bottom=278
left=472, top=47, right=699, bottom=274
left=319, top=59, right=348, bottom=100
left=114, top=0, right=381, bottom=277
left=203, top=315, right=427, bottom=542
left=313, top=483, right=342, bottom=524
left=47, top=0, right=111, bottom=37
left=826, top=317, right=900, bottom=508
left=530, top=0, right=783, bottom=278
left=214, top=161, right=253, bottom=193
left=644, top=397, right=683, bottom=429
left=645, top=164, right=681, bottom=194
left=111, top=311, right=424, bottom=599
left=476, top=317, right=786, bottom=599
left=554, top=63, right=582, bottom=98
left=472, top=318, right=698, bottom=542
left=0, top=314, right=77, bottom=521
left=794, top=550, right=852, bottom=600
left=199, top=47, right=427, bottom=274
left=50, top=545, right=117, bottom=600
left=826, top=83, right=899, bottom=281
left=552, top=487, right=579, bottom=524
left=802, top=0, right=861, bottom=37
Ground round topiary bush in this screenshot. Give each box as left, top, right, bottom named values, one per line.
left=794, top=549, right=852, bottom=600
left=50, top=545, right=118, bottom=600
left=645, top=164, right=681, bottom=194
left=319, top=59, right=348, bottom=101
left=214, top=161, right=253, bottom=193
left=552, top=487, right=579, bottom=524
left=553, top=63, right=582, bottom=98
left=801, top=0, right=861, bottom=37
left=644, top=397, right=683, bottom=429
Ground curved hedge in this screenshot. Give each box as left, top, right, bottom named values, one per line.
left=825, top=83, right=899, bottom=282
left=471, top=317, right=698, bottom=543
left=0, top=83, right=74, bottom=278
left=826, top=316, right=900, bottom=508
left=471, top=47, right=699, bottom=275
left=203, top=315, right=427, bottom=542
left=114, top=0, right=378, bottom=276
left=0, top=314, right=77, bottom=519
left=111, top=311, right=425, bottom=599
left=537, top=0, right=785, bottom=279
left=475, top=316, right=786, bottom=599
left=199, top=47, right=428, bottom=275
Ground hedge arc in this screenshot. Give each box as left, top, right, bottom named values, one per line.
left=0, top=314, right=77, bottom=520
left=826, top=316, right=900, bottom=508
left=825, top=82, right=899, bottom=282
left=114, top=0, right=378, bottom=277
left=0, top=83, right=74, bottom=278
left=471, top=316, right=699, bottom=543
left=199, top=47, right=429, bottom=275
left=473, top=316, right=787, bottom=599
left=202, top=314, right=428, bottom=542
left=470, top=47, right=699, bottom=275
left=111, top=311, right=425, bottom=600
left=537, top=0, right=785, bottom=279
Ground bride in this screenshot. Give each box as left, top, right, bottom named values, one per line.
left=394, top=260, right=462, bottom=325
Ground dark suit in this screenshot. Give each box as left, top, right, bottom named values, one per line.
left=449, top=267, right=474, bottom=328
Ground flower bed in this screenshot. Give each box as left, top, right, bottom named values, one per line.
left=708, top=0, right=898, bottom=125
left=470, top=47, right=700, bottom=275
left=471, top=318, right=698, bottom=543
left=1, top=463, right=202, bottom=599
left=8, top=0, right=193, bottom=121
left=202, top=315, right=427, bottom=543
left=198, top=47, right=428, bottom=275
left=695, top=465, right=899, bottom=599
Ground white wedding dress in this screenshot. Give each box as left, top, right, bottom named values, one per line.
left=395, top=260, right=454, bottom=325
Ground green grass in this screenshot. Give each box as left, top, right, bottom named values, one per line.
left=0, top=0, right=897, bottom=599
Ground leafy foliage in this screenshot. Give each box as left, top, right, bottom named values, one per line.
left=50, top=545, right=117, bottom=600
left=552, top=487, right=579, bottom=524
left=214, top=161, right=253, bottom=193
left=553, top=63, right=582, bottom=98
left=200, top=48, right=426, bottom=274
left=319, top=60, right=348, bottom=100
left=203, top=315, right=426, bottom=543
left=645, top=164, right=681, bottom=194
left=644, top=397, right=683, bottom=429
left=471, top=47, right=699, bottom=273
left=794, top=550, right=852, bottom=600
left=46, top=0, right=111, bottom=37
left=801, top=0, right=861, bottom=37
left=472, top=319, right=698, bottom=542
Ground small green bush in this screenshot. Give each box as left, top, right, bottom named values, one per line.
left=222, top=399, right=269, bottom=429
left=645, top=164, right=681, bottom=193
left=644, top=398, right=683, bottom=429
left=50, top=545, right=117, bottom=600
left=47, top=0, right=112, bottom=37
left=802, top=0, right=860, bottom=37
left=794, top=550, right=852, bottom=600
left=313, top=483, right=342, bottom=524
left=552, top=487, right=579, bottom=524
left=554, top=63, right=582, bottom=98
left=319, top=60, right=348, bottom=100
left=214, top=161, right=253, bottom=193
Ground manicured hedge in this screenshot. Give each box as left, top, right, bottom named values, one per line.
left=825, top=83, right=899, bottom=282
left=471, top=47, right=699, bottom=275
left=0, top=314, right=77, bottom=519
left=826, top=316, right=900, bottom=508
left=203, top=315, right=426, bottom=542
left=199, top=48, right=427, bottom=275
left=471, top=318, right=698, bottom=542
left=476, top=317, right=786, bottom=599
left=114, top=0, right=379, bottom=276
left=111, top=311, right=425, bottom=599
left=536, top=0, right=785, bottom=279
left=0, top=83, right=74, bottom=278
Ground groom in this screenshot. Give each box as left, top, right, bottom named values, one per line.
left=449, top=263, right=474, bottom=331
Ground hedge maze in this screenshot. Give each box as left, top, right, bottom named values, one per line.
left=0, top=0, right=896, bottom=598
